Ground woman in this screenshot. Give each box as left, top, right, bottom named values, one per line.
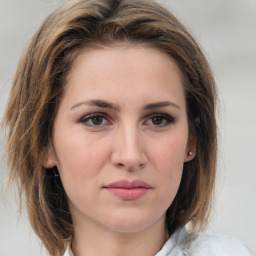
left=2, top=0, right=254, bottom=255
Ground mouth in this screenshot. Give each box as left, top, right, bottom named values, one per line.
left=103, top=179, right=152, bottom=200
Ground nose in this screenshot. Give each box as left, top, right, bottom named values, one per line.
left=110, top=124, right=148, bottom=171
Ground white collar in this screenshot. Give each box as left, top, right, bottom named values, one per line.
left=63, top=243, right=74, bottom=256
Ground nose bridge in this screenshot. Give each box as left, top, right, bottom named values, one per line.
left=111, top=120, right=147, bottom=170
left=122, top=122, right=141, bottom=154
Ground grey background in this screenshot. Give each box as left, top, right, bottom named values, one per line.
left=0, top=0, right=255, bottom=255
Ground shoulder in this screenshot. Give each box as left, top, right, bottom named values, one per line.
left=185, top=232, right=254, bottom=256
left=162, top=227, right=254, bottom=256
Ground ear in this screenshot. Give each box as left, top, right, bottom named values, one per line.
left=184, top=134, right=196, bottom=162
left=42, top=147, right=57, bottom=168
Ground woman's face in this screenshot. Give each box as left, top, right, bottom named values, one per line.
left=43, top=46, right=195, bottom=234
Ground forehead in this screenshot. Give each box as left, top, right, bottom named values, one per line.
left=68, top=44, right=182, bottom=78
left=62, top=45, right=185, bottom=109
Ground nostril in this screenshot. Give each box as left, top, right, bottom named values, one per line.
left=110, top=139, right=148, bottom=171
left=116, top=163, right=125, bottom=168
left=115, top=161, right=145, bottom=171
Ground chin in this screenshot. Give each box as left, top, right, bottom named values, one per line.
left=102, top=212, right=164, bottom=233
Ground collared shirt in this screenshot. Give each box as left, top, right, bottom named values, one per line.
left=63, top=227, right=254, bottom=256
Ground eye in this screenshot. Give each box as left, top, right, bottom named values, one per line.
left=144, top=113, right=174, bottom=127
left=80, top=113, right=111, bottom=127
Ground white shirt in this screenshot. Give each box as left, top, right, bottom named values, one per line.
left=63, top=227, right=254, bottom=256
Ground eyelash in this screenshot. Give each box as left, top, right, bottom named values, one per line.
left=80, top=112, right=111, bottom=127
left=79, top=112, right=174, bottom=128
left=144, top=113, right=174, bottom=127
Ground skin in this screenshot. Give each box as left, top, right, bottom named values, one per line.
left=43, top=45, right=195, bottom=256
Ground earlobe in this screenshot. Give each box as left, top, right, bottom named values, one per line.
left=42, top=148, right=56, bottom=168
left=184, top=136, right=196, bottom=162
left=184, top=150, right=195, bottom=162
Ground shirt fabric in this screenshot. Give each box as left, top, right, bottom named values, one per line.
left=63, top=227, right=254, bottom=256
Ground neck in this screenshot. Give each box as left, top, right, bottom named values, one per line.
left=71, top=216, right=169, bottom=256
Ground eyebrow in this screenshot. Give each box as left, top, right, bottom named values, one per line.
left=71, top=100, right=120, bottom=111
left=143, top=101, right=181, bottom=110
left=70, top=100, right=181, bottom=111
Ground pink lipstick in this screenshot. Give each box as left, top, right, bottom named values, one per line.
left=103, top=180, right=152, bottom=200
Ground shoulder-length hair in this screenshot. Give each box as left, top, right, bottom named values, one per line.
left=2, top=0, right=217, bottom=255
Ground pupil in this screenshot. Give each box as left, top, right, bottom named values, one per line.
left=152, top=116, right=163, bottom=125
left=92, top=116, right=103, bottom=125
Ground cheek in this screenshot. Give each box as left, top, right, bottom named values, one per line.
left=54, top=129, right=111, bottom=181
left=149, top=134, right=187, bottom=196
left=150, top=134, right=187, bottom=170
left=54, top=133, right=113, bottom=208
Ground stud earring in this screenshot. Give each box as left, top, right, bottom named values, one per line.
left=188, top=151, right=192, bottom=156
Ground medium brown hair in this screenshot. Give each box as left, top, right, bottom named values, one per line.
left=2, top=0, right=217, bottom=255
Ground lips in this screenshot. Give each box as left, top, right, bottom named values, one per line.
left=103, top=179, right=152, bottom=200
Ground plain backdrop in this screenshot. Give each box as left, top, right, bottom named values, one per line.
left=0, top=0, right=255, bottom=255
